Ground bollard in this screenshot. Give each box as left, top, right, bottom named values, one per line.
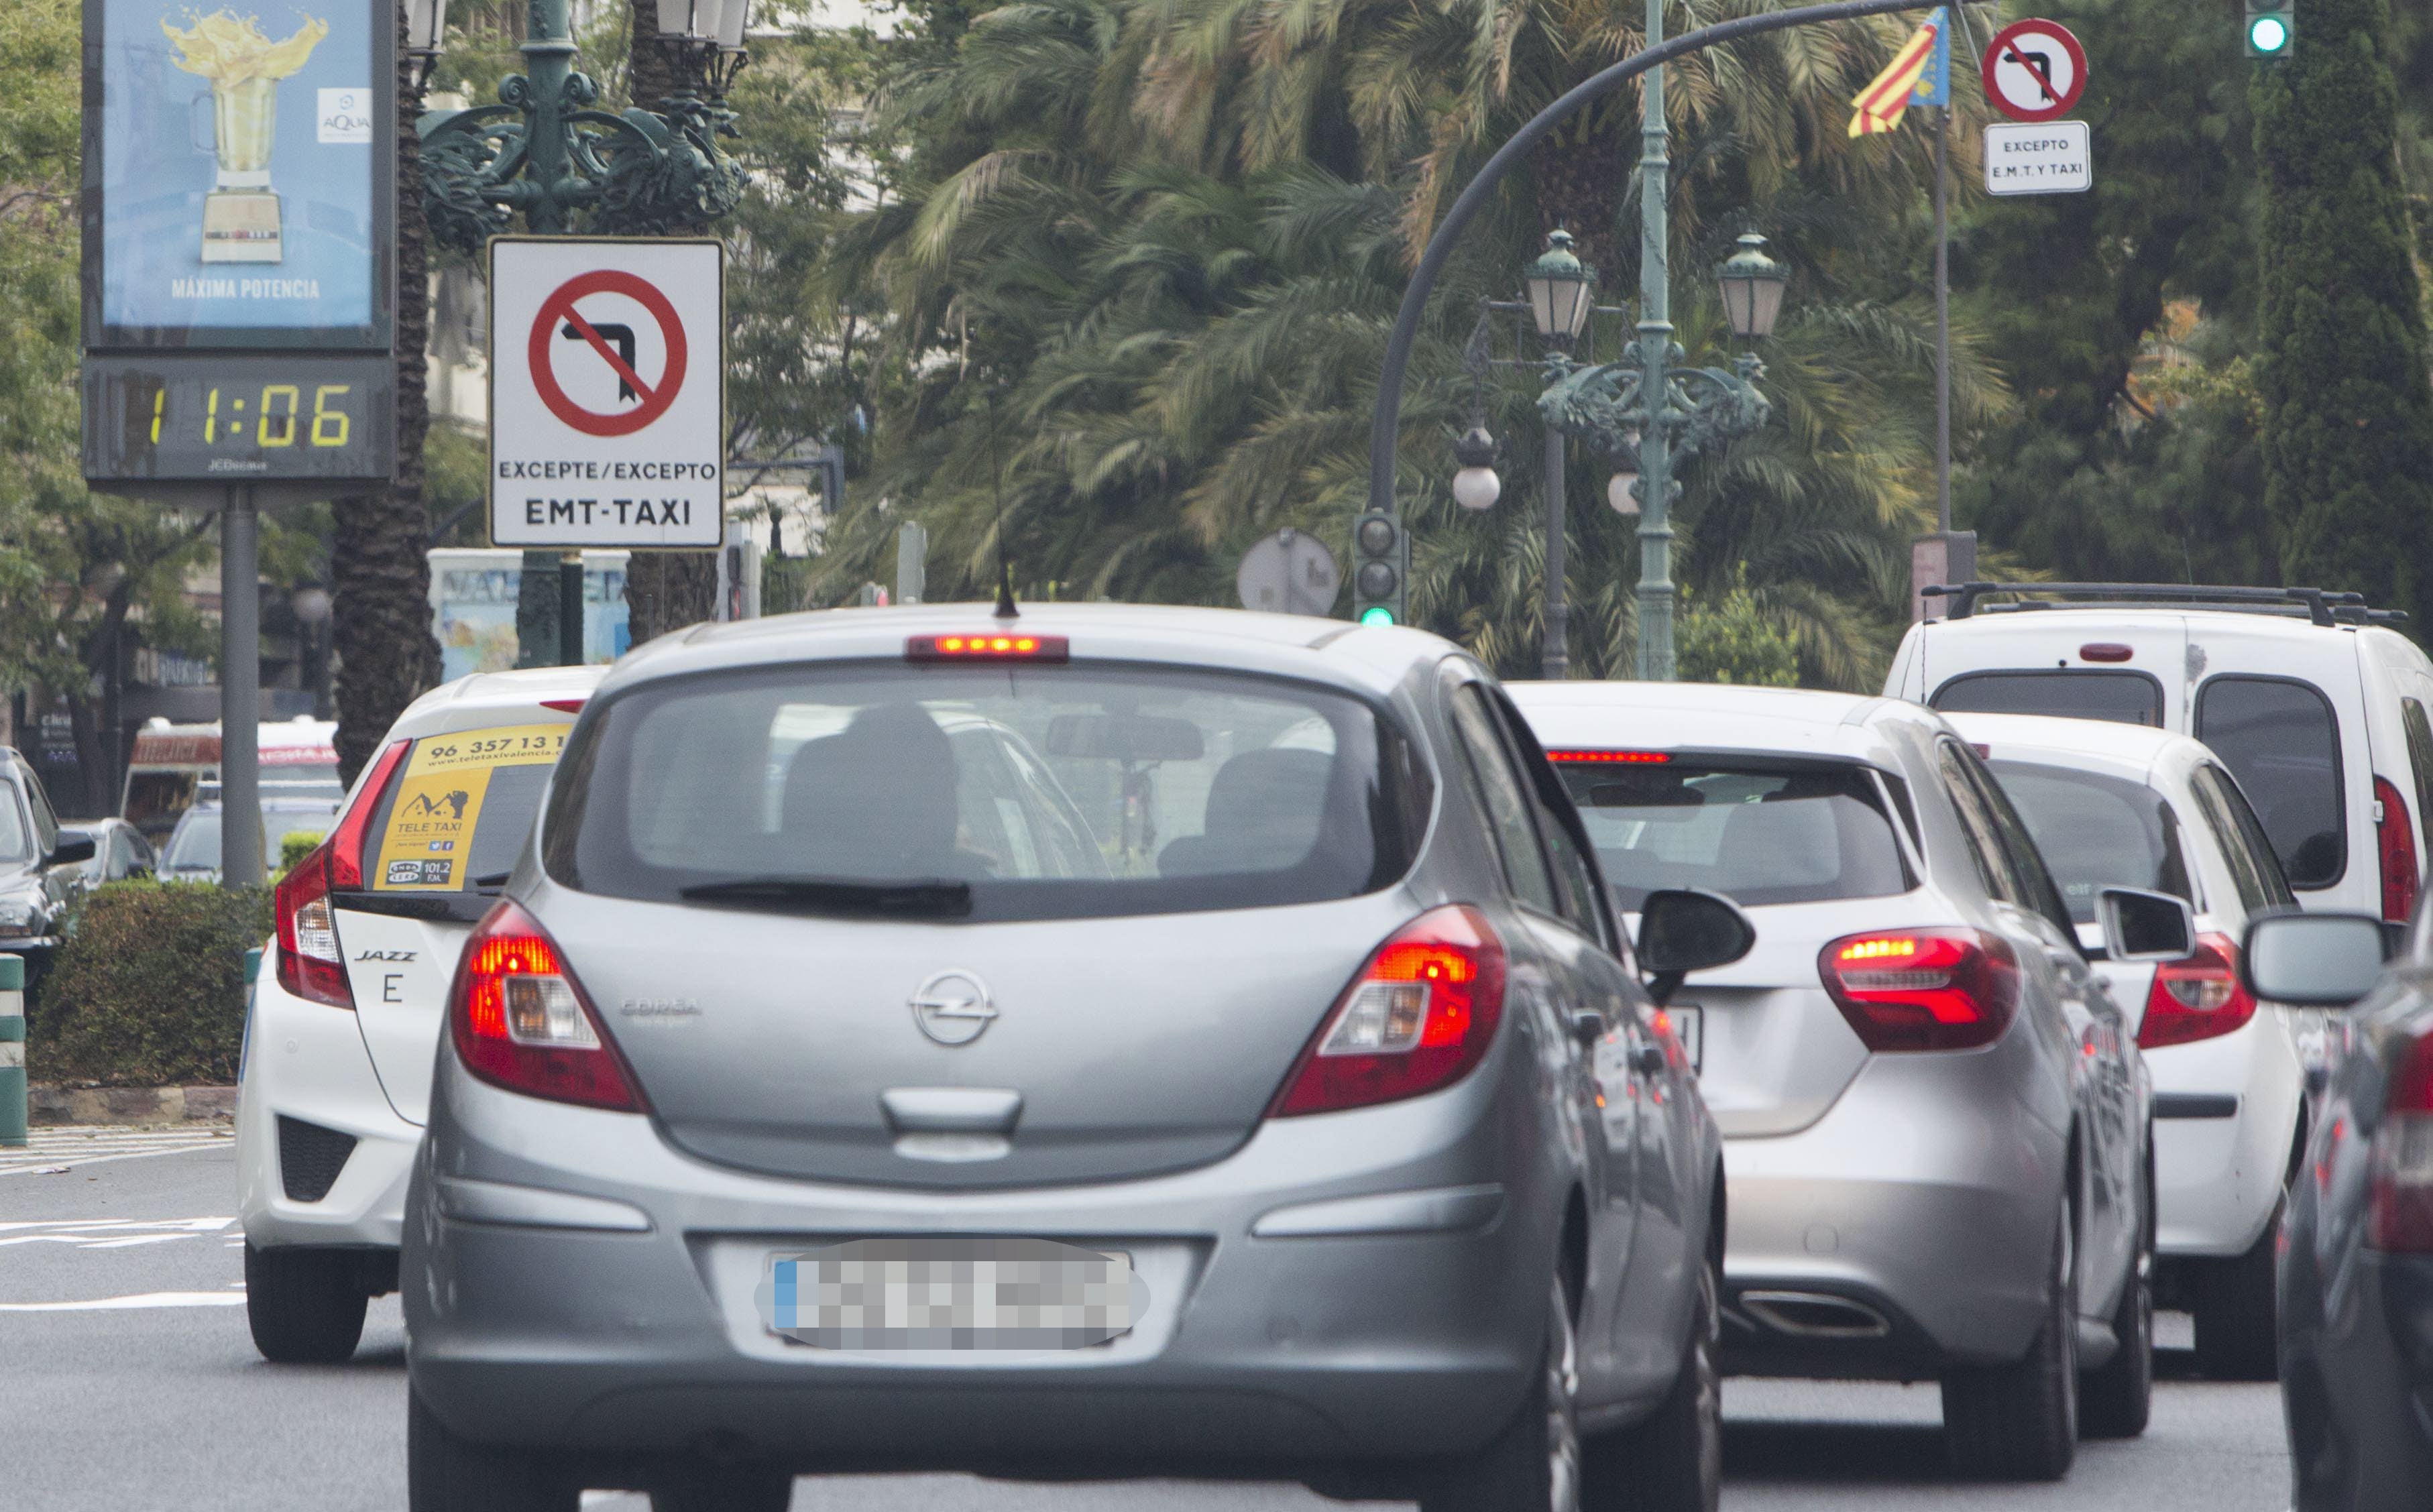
left=0, top=954, right=24, bottom=1147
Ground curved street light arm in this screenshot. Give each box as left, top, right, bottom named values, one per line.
left=1366, top=0, right=1930, bottom=516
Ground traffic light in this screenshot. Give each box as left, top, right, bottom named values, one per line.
left=2245, top=0, right=2291, bottom=58
left=1351, top=510, right=1408, bottom=627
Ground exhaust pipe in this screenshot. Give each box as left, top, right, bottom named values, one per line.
left=1738, top=1290, right=1892, bottom=1340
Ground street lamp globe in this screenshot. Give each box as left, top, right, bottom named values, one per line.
left=290, top=585, right=333, bottom=626
left=1607, top=471, right=1640, bottom=516
left=654, top=0, right=721, bottom=42
left=1717, top=231, right=1789, bottom=342
left=1525, top=230, right=1596, bottom=347
left=1451, top=424, right=1502, bottom=511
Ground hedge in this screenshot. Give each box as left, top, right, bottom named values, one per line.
left=27, top=881, right=269, bottom=1086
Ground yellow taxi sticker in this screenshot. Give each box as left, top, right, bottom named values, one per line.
left=372, top=723, right=569, bottom=890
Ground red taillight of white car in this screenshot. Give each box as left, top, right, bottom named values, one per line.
left=2137, top=931, right=2259, bottom=1051
left=1817, top=929, right=2021, bottom=1052
left=1270, top=905, right=1508, bottom=1116
left=447, top=900, right=644, bottom=1112
left=272, top=738, right=410, bottom=1009
left=2377, top=776, right=2420, bottom=924
left=2369, top=1032, right=2433, bottom=1253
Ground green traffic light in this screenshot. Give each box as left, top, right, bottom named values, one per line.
left=1359, top=605, right=1397, bottom=627
left=2249, top=14, right=2288, bottom=52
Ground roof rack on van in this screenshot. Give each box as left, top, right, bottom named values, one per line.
left=1923, top=581, right=2409, bottom=629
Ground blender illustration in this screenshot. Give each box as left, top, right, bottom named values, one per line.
left=160, top=9, right=329, bottom=264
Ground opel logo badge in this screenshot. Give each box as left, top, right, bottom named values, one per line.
left=909, top=971, right=999, bottom=1047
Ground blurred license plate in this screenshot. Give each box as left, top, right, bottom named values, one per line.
left=1668, top=1005, right=1703, bottom=1072
left=758, top=1236, right=1144, bottom=1350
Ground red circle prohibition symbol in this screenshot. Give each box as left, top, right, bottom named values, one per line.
left=1982, top=19, right=2087, bottom=123
left=528, top=270, right=689, bottom=437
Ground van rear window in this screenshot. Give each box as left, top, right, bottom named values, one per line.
left=1931, top=671, right=2163, bottom=726
left=2196, top=676, right=2344, bottom=889
left=541, top=664, right=1431, bottom=923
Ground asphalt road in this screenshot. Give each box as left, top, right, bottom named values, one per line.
left=0, top=1133, right=2291, bottom=1512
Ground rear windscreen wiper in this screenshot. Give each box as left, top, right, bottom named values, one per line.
left=677, top=876, right=974, bottom=918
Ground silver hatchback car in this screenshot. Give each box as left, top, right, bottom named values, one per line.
left=402, top=604, right=1749, bottom=1512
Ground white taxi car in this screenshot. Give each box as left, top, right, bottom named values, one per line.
left=237, top=666, right=604, bottom=1362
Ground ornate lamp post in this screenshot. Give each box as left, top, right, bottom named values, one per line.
left=415, top=0, right=750, bottom=253
left=1536, top=217, right=1785, bottom=681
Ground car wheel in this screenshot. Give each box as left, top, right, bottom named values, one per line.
left=407, top=1388, right=578, bottom=1512
left=244, top=1243, right=369, bottom=1364
left=2080, top=1175, right=2154, bottom=1439
left=1421, top=1270, right=1581, bottom=1512
left=2192, top=1200, right=2280, bottom=1382
left=1585, top=1244, right=1721, bottom=1512
left=648, top=1465, right=794, bottom=1511
left=1941, top=1207, right=2078, bottom=1481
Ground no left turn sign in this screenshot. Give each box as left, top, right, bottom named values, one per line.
left=1982, top=18, right=2087, bottom=123
left=490, top=238, right=724, bottom=549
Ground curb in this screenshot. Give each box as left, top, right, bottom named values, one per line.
left=27, top=1085, right=239, bottom=1127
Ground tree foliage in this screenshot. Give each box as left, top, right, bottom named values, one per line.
left=2253, top=0, right=2433, bottom=621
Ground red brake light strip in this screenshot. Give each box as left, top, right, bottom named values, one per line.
left=1545, top=750, right=1670, bottom=764
left=905, top=633, right=1070, bottom=664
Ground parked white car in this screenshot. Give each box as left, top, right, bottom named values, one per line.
left=1948, top=711, right=2305, bottom=1379
left=236, top=665, right=604, bottom=1362
left=1886, top=583, right=2433, bottom=931
left=1510, top=681, right=2164, bottom=1480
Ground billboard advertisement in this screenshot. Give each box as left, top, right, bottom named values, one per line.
left=82, top=0, right=391, bottom=349
left=428, top=549, right=633, bottom=679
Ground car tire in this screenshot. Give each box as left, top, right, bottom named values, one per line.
left=1585, top=1244, right=1721, bottom=1512
left=407, top=1388, right=579, bottom=1512
left=244, top=1243, right=369, bottom=1364
left=1421, top=1270, right=1581, bottom=1512
left=648, top=1465, right=795, bottom=1512
left=1941, top=1208, right=2078, bottom=1481
left=2192, top=1201, right=2280, bottom=1382
left=2080, top=1170, right=2154, bottom=1440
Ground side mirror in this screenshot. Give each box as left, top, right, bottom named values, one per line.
left=48, top=835, right=97, bottom=868
left=2099, top=887, right=2196, bottom=963
left=1636, top=888, right=1756, bottom=1008
left=2241, top=911, right=2389, bottom=1008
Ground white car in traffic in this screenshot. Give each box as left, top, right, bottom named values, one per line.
left=236, top=666, right=603, bottom=1362
left=1949, top=711, right=2306, bottom=1380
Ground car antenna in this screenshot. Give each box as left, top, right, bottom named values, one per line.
left=985, top=380, right=1017, bottom=620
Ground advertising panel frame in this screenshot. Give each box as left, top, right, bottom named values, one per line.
left=78, top=0, right=397, bottom=354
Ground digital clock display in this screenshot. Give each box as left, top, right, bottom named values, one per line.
left=82, top=353, right=395, bottom=485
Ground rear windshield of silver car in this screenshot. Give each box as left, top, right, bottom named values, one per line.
left=1551, top=758, right=1911, bottom=910
left=1986, top=760, right=2192, bottom=925
left=542, top=662, right=1433, bottom=922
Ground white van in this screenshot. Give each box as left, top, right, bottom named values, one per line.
left=1886, top=583, right=2433, bottom=929
left=121, top=715, right=341, bottom=845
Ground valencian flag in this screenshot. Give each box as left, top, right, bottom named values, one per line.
left=1848, top=7, right=1947, bottom=136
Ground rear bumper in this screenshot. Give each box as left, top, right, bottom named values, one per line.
left=2148, top=1010, right=2304, bottom=1261
left=237, top=949, right=418, bottom=1251
left=404, top=1057, right=1559, bottom=1470
left=1717, top=1050, right=2066, bottom=1376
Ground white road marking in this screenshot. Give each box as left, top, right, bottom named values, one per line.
left=0, top=1291, right=246, bottom=1312
left=0, top=1217, right=234, bottom=1251
left=0, top=1126, right=234, bottom=1177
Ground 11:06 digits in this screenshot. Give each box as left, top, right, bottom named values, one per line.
left=150, top=384, right=353, bottom=447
